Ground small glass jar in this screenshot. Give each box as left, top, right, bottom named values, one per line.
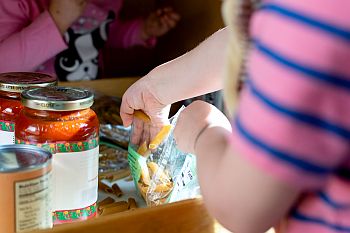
left=15, top=86, right=99, bottom=225
left=0, top=72, right=57, bottom=145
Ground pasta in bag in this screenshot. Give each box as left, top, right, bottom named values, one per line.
left=128, top=108, right=200, bottom=206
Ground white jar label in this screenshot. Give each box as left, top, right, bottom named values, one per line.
left=53, top=146, right=99, bottom=211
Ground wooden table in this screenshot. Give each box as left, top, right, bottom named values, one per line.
left=37, top=199, right=226, bottom=233
left=59, top=77, right=140, bottom=97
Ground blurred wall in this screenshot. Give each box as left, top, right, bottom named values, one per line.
left=103, top=0, right=224, bottom=77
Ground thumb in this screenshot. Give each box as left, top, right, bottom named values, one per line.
left=120, top=111, right=133, bottom=127
left=120, top=99, right=134, bottom=127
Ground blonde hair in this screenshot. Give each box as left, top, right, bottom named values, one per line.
left=221, top=0, right=248, bottom=116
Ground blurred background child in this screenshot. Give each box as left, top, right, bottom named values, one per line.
left=0, top=0, right=180, bottom=81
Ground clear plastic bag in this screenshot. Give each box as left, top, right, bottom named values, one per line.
left=128, top=107, right=200, bottom=206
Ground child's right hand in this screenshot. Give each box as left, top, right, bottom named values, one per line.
left=141, top=7, right=180, bottom=40
left=49, top=0, right=88, bottom=35
left=120, top=77, right=171, bottom=146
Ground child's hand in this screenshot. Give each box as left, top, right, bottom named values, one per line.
left=120, top=77, right=171, bottom=146
left=141, top=7, right=180, bottom=40
left=174, top=101, right=231, bottom=154
left=49, top=0, right=88, bottom=35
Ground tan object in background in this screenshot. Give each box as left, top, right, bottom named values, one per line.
left=127, top=198, right=137, bottom=210
left=99, top=201, right=128, bottom=211
left=111, top=184, right=123, bottom=197
left=99, top=168, right=130, bottom=181
left=97, top=197, right=115, bottom=209
left=98, top=181, right=114, bottom=194
left=98, top=201, right=129, bottom=216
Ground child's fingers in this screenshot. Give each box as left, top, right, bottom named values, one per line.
left=156, top=9, right=163, bottom=16
left=161, top=7, right=173, bottom=13
left=159, top=17, right=169, bottom=27
left=120, top=101, right=134, bottom=127
left=160, top=12, right=180, bottom=27
left=163, top=11, right=181, bottom=21
left=141, top=121, right=151, bottom=148
left=161, top=16, right=177, bottom=28
left=131, top=118, right=144, bottom=146
left=156, top=7, right=179, bottom=17
left=120, top=111, right=133, bottom=128
left=167, top=12, right=181, bottom=21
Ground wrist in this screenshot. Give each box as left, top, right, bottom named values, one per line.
left=48, top=10, right=72, bottom=35
left=146, top=67, right=172, bottom=106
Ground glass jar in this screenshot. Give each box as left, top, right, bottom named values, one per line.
left=0, top=72, right=57, bottom=145
left=15, top=86, right=99, bottom=225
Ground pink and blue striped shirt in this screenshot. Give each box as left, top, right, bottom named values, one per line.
left=231, top=0, right=350, bottom=232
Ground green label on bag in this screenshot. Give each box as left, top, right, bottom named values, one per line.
left=128, top=146, right=147, bottom=188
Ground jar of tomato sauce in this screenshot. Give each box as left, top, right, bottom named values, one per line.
left=15, top=86, right=99, bottom=225
left=0, top=72, right=57, bottom=145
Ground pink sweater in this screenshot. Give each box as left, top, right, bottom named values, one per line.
left=0, top=0, right=154, bottom=80
left=232, top=0, right=350, bottom=232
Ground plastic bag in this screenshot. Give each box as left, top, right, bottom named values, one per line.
left=128, top=107, right=200, bottom=206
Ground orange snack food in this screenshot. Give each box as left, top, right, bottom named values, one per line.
left=15, top=86, right=99, bottom=225
left=0, top=72, right=57, bottom=145
left=133, top=110, right=151, bottom=122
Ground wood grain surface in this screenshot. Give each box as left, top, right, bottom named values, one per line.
left=36, top=199, right=222, bottom=233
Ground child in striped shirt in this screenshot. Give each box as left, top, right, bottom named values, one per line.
left=120, top=0, right=350, bottom=232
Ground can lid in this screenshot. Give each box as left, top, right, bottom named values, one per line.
left=21, top=86, right=94, bottom=111
left=0, top=145, right=52, bottom=173
left=0, top=72, right=57, bottom=93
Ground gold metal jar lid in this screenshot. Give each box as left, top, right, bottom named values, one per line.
left=0, top=72, right=57, bottom=93
left=21, top=86, right=94, bottom=111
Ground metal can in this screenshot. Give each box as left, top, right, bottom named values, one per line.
left=0, top=144, right=53, bottom=233
left=0, top=72, right=57, bottom=145
left=16, top=86, right=99, bottom=224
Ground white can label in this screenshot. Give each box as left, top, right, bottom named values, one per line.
left=15, top=172, right=53, bottom=232
left=53, top=146, right=99, bottom=211
left=0, top=130, right=15, bottom=145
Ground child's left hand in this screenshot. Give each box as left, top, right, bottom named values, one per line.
left=141, top=7, right=180, bottom=40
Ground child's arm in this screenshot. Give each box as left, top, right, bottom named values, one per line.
left=174, top=101, right=301, bottom=233
left=196, top=126, right=301, bottom=233
left=0, top=0, right=86, bottom=73
left=120, top=28, right=228, bottom=129
left=0, top=10, right=66, bottom=72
